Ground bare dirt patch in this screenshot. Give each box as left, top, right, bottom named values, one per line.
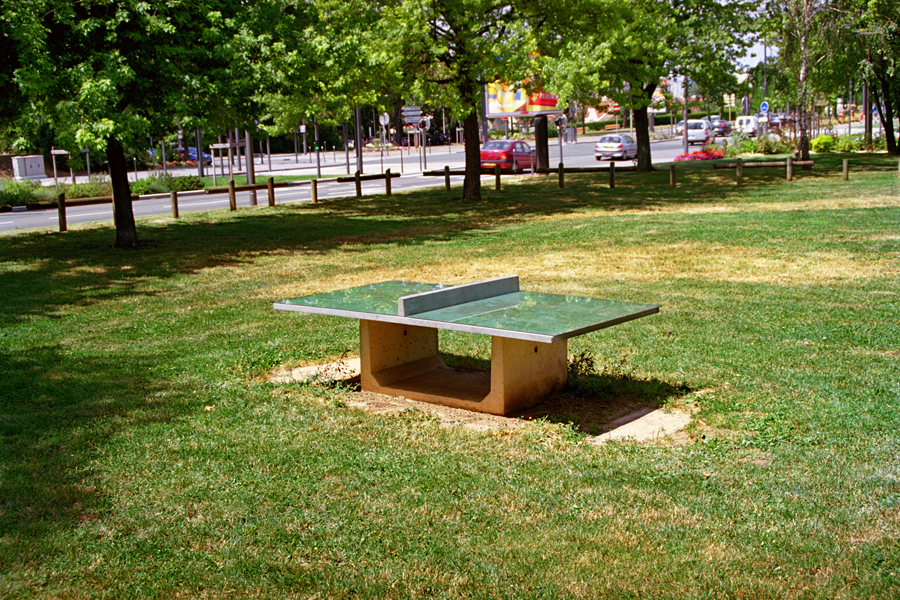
left=268, top=358, right=692, bottom=443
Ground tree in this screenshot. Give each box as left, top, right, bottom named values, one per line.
left=848, top=0, right=899, bottom=154
left=535, top=0, right=752, bottom=171
left=4, top=0, right=274, bottom=248
left=767, top=0, right=850, bottom=160
left=368, top=0, right=535, bottom=200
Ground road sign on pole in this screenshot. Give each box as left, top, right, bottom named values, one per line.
left=402, top=106, right=422, bottom=124
left=760, top=101, right=769, bottom=113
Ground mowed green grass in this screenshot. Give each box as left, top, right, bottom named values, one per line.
left=1, top=153, right=898, bottom=598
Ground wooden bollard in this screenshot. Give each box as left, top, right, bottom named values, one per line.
left=558, top=162, right=564, bottom=188
left=609, top=162, right=616, bottom=189
left=786, top=156, right=793, bottom=181
left=385, top=169, right=392, bottom=195
left=311, top=179, right=318, bottom=204
left=843, top=158, right=849, bottom=181
left=444, top=165, right=450, bottom=190
left=267, top=177, right=275, bottom=207
left=669, top=165, right=676, bottom=188
left=495, top=164, right=501, bottom=190
left=736, top=158, right=743, bottom=186
left=56, top=193, right=67, bottom=232
left=355, top=171, right=362, bottom=197
left=228, top=179, right=237, bottom=211
left=170, top=190, right=179, bottom=218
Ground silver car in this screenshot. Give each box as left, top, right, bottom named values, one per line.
left=594, top=134, right=637, bottom=161
left=685, top=120, right=715, bottom=146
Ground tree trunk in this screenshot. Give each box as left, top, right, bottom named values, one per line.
left=798, top=107, right=811, bottom=161
left=107, top=135, right=140, bottom=249
left=633, top=86, right=655, bottom=172
left=462, top=110, right=482, bottom=201
left=875, top=75, right=899, bottom=155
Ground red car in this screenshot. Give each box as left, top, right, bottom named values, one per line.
left=480, top=140, right=535, bottom=170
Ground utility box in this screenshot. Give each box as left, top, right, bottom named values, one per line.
left=12, top=155, right=47, bottom=180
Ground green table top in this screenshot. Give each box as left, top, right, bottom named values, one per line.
left=274, top=281, right=659, bottom=344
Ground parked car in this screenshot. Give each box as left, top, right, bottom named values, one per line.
left=734, top=115, right=762, bottom=137
left=686, top=120, right=715, bottom=146
left=479, top=140, right=535, bottom=170
left=675, top=120, right=685, bottom=135
left=172, top=147, right=212, bottom=165
left=427, top=132, right=451, bottom=145
left=711, top=118, right=732, bottom=136
left=594, top=134, right=637, bottom=161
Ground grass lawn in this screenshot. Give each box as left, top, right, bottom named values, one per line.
left=1, top=153, right=898, bottom=598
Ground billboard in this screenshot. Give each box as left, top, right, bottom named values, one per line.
left=485, top=81, right=560, bottom=118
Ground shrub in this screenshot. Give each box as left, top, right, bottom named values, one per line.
left=833, top=135, right=859, bottom=152
left=130, top=173, right=205, bottom=196
left=755, top=134, right=794, bottom=155
left=0, top=178, right=57, bottom=206
left=811, top=134, right=834, bottom=153
left=724, top=131, right=752, bottom=157
left=65, top=175, right=113, bottom=199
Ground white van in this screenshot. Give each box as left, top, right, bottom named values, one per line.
left=735, top=115, right=761, bottom=137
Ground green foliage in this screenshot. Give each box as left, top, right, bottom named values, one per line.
left=64, top=176, right=113, bottom=199
left=724, top=132, right=795, bottom=156
left=130, top=174, right=205, bottom=196
left=0, top=178, right=56, bottom=206
left=833, top=135, right=858, bottom=153
left=811, top=134, right=835, bottom=153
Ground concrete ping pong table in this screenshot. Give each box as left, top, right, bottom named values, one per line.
left=273, top=275, right=659, bottom=416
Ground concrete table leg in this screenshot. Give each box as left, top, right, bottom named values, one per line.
left=358, top=320, right=567, bottom=416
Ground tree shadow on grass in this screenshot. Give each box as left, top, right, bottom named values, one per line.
left=0, top=345, right=190, bottom=564
left=517, top=371, right=691, bottom=436
left=2, top=152, right=895, bottom=330
left=441, top=351, right=691, bottom=437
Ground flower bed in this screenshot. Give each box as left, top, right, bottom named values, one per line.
left=674, top=148, right=724, bottom=161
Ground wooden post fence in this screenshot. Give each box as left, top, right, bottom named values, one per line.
left=558, top=162, right=564, bottom=188
left=495, top=165, right=501, bottom=190
left=228, top=179, right=237, bottom=211
left=311, top=179, right=318, bottom=204
left=385, top=169, right=392, bottom=195
left=267, top=177, right=275, bottom=207
left=609, top=162, right=616, bottom=189
left=56, top=193, right=67, bottom=232
left=444, top=165, right=451, bottom=191
left=170, top=190, right=179, bottom=218
left=843, top=159, right=849, bottom=181
left=354, top=171, right=362, bottom=197
left=786, top=156, right=793, bottom=182
left=736, top=158, right=743, bottom=186
left=669, top=165, right=676, bottom=188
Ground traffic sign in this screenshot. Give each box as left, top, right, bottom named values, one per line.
left=612, top=104, right=620, bottom=114
left=379, top=112, right=390, bottom=126
left=760, top=101, right=769, bottom=113
left=402, top=105, right=422, bottom=124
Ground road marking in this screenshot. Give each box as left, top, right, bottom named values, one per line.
left=49, top=211, right=109, bottom=220
left=0, top=221, right=14, bottom=225
left=180, top=199, right=226, bottom=207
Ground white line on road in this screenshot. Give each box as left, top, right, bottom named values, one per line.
left=49, top=211, right=109, bottom=220
left=180, top=200, right=227, bottom=207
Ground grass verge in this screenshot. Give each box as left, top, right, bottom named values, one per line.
left=1, top=152, right=898, bottom=598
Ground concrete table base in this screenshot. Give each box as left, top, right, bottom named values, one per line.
left=360, top=319, right=567, bottom=416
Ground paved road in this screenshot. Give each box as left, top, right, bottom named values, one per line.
left=0, top=135, right=704, bottom=233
